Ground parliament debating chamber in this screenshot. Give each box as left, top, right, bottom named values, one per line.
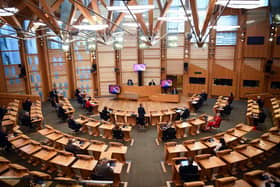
left=0, top=0, right=280, bottom=186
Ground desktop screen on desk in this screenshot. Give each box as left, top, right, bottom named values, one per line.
left=109, top=85, right=121, bottom=94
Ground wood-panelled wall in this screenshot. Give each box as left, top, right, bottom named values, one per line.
left=0, top=7, right=280, bottom=100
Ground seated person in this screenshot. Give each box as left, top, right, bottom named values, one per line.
left=21, top=112, right=32, bottom=128
left=65, top=139, right=83, bottom=155
left=148, top=79, right=156, bottom=86
left=214, top=138, right=228, bottom=153
left=199, top=90, right=208, bottom=102
left=127, top=79, right=134, bottom=86
left=0, top=127, right=12, bottom=151
left=162, top=124, right=176, bottom=141
left=228, top=92, right=234, bottom=104
left=22, top=98, right=32, bottom=112
left=57, top=103, right=68, bottom=120
left=67, top=115, right=82, bottom=132
left=256, top=96, right=264, bottom=108
left=179, top=157, right=199, bottom=182
left=91, top=158, right=114, bottom=181
left=0, top=105, right=7, bottom=121
left=75, top=88, right=81, bottom=97
left=206, top=113, right=222, bottom=129
left=181, top=107, right=190, bottom=120
left=221, top=101, right=232, bottom=115
left=112, top=125, right=124, bottom=139
left=100, top=106, right=110, bottom=121
left=85, top=97, right=97, bottom=113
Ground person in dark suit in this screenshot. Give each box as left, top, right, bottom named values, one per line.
left=0, top=127, right=12, bottom=151
left=112, top=125, right=124, bottom=139
left=100, top=106, right=110, bottom=121
left=148, top=80, right=156, bottom=86
left=199, top=90, right=208, bottom=102
left=65, top=139, right=83, bottom=155
left=57, top=103, right=68, bottom=121
left=221, top=101, right=232, bottom=115
left=181, top=108, right=190, bottom=120
left=22, top=98, right=32, bottom=112
left=67, top=115, right=82, bottom=132
left=258, top=109, right=266, bottom=123
left=214, top=138, right=228, bottom=153
left=21, top=112, right=32, bottom=128
left=171, top=87, right=178, bottom=95
left=49, top=88, right=58, bottom=107
left=127, top=79, right=134, bottom=86
left=179, top=157, right=199, bottom=182
left=0, top=105, right=7, bottom=121
left=256, top=96, right=264, bottom=108
left=137, top=104, right=146, bottom=127
left=92, top=158, right=114, bottom=181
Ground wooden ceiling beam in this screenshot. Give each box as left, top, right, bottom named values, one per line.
left=0, top=16, right=22, bottom=30
left=69, top=0, right=96, bottom=25
left=200, top=0, right=216, bottom=37
left=109, top=0, right=135, bottom=33
left=148, top=0, right=153, bottom=36
left=135, top=13, right=149, bottom=36
left=106, top=0, right=113, bottom=34
left=40, top=0, right=60, bottom=30
left=23, top=0, right=61, bottom=36
left=153, top=0, right=173, bottom=34
left=91, top=0, right=102, bottom=23
left=66, top=5, right=76, bottom=30
left=189, top=0, right=201, bottom=39
left=51, top=0, right=64, bottom=12
left=99, top=0, right=107, bottom=8
left=72, top=3, right=92, bottom=25
left=157, top=0, right=163, bottom=12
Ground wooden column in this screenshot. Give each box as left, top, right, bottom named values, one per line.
left=207, top=30, right=216, bottom=96
left=18, top=36, right=31, bottom=94
left=92, top=49, right=100, bottom=96
left=235, top=12, right=246, bottom=99
left=160, top=22, right=167, bottom=80
left=65, top=44, right=76, bottom=98
left=36, top=31, right=51, bottom=101
left=183, top=22, right=191, bottom=95
left=0, top=53, right=7, bottom=92
left=115, top=50, right=121, bottom=85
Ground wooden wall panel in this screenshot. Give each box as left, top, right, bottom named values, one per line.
left=167, top=60, right=183, bottom=75
left=97, top=45, right=115, bottom=96
left=268, top=58, right=280, bottom=94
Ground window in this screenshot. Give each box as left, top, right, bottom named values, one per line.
left=189, top=77, right=206, bottom=84
left=271, top=82, right=280, bottom=89
left=216, top=15, right=238, bottom=46
left=216, top=32, right=237, bottom=45
left=166, top=0, right=185, bottom=33
left=247, top=36, right=265, bottom=45
left=213, top=78, right=233, bottom=86
left=243, top=80, right=260, bottom=87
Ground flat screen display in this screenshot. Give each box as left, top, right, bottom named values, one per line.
left=247, top=36, right=265, bottom=45
left=133, top=64, right=146, bottom=71
left=161, top=80, right=172, bottom=88
left=109, top=85, right=120, bottom=94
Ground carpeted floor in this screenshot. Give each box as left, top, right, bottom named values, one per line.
left=1, top=97, right=279, bottom=187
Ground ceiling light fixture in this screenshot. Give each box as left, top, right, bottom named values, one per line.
left=215, top=0, right=264, bottom=9
left=73, top=24, right=108, bottom=31
left=158, top=16, right=191, bottom=22
left=0, top=7, right=18, bottom=16
left=107, top=5, right=154, bottom=13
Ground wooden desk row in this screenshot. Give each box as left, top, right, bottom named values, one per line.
left=169, top=129, right=280, bottom=185
left=30, top=100, right=44, bottom=129
left=75, top=115, right=133, bottom=142
left=271, top=97, right=280, bottom=127
left=38, top=125, right=128, bottom=163
left=60, top=98, right=75, bottom=116
left=246, top=99, right=260, bottom=125
left=8, top=134, right=124, bottom=186
left=0, top=156, right=52, bottom=187
left=2, top=100, right=20, bottom=133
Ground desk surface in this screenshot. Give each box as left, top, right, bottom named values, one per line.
left=253, top=139, right=276, bottom=151
left=10, top=137, right=31, bottom=148
left=107, top=146, right=128, bottom=154
left=33, top=149, right=57, bottom=161
left=190, top=119, right=205, bottom=126
left=176, top=122, right=192, bottom=129
left=185, top=142, right=208, bottom=152
left=99, top=124, right=115, bottom=130
left=46, top=132, right=64, bottom=141
left=198, top=156, right=226, bottom=170
left=236, top=124, right=254, bottom=132
left=167, top=144, right=188, bottom=154
left=71, top=158, right=97, bottom=171
left=85, top=121, right=100, bottom=128
left=237, top=145, right=264, bottom=158
left=20, top=143, right=41, bottom=155
left=50, top=154, right=76, bottom=167
left=87, top=143, right=108, bottom=152
left=38, top=128, right=54, bottom=136
left=228, top=129, right=248, bottom=138
left=219, top=151, right=248, bottom=164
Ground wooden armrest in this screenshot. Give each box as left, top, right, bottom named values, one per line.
left=250, top=139, right=260, bottom=145
left=215, top=176, right=237, bottom=185
left=165, top=142, right=177, bottom=147
left=41, top=145, right=54, bottom=151
left=226, top=128, right=235, bottom=133
left=58, top=150, right=73, bottom=156
left=30, top=171, right=51, bottom=179
left=216, top=149, right=232, bottom=156
left=77, top=154, right=94, bottom=160
left=184, top=181, right=205, bottom=187
left=200, top=136, right=212, bottom=142
left=9, top=164, right=28, bottom=171
left=183, top=139, right=195, bottom=145
left=268, top=162, right=280, bottom=169
left=245, top=170, right=264, bottom=177
left=214, top=132, right=225, bottom=138
left=234, top=144, right=248, bottom=150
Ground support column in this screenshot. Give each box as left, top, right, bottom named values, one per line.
left=65, top=45, right=76, bottom=98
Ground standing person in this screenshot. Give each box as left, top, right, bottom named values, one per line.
left=171, top=87, right=178, bottom=94
left=49, top=88, right=58, bottom=107
left=256, top=96, right=264, bottom=108
left=137, top=103, right=146, bottom=128
left=22, top=98, right=32, bottom=112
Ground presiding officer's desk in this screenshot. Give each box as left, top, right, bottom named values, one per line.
left=118, top=85, right=180, bottom=103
